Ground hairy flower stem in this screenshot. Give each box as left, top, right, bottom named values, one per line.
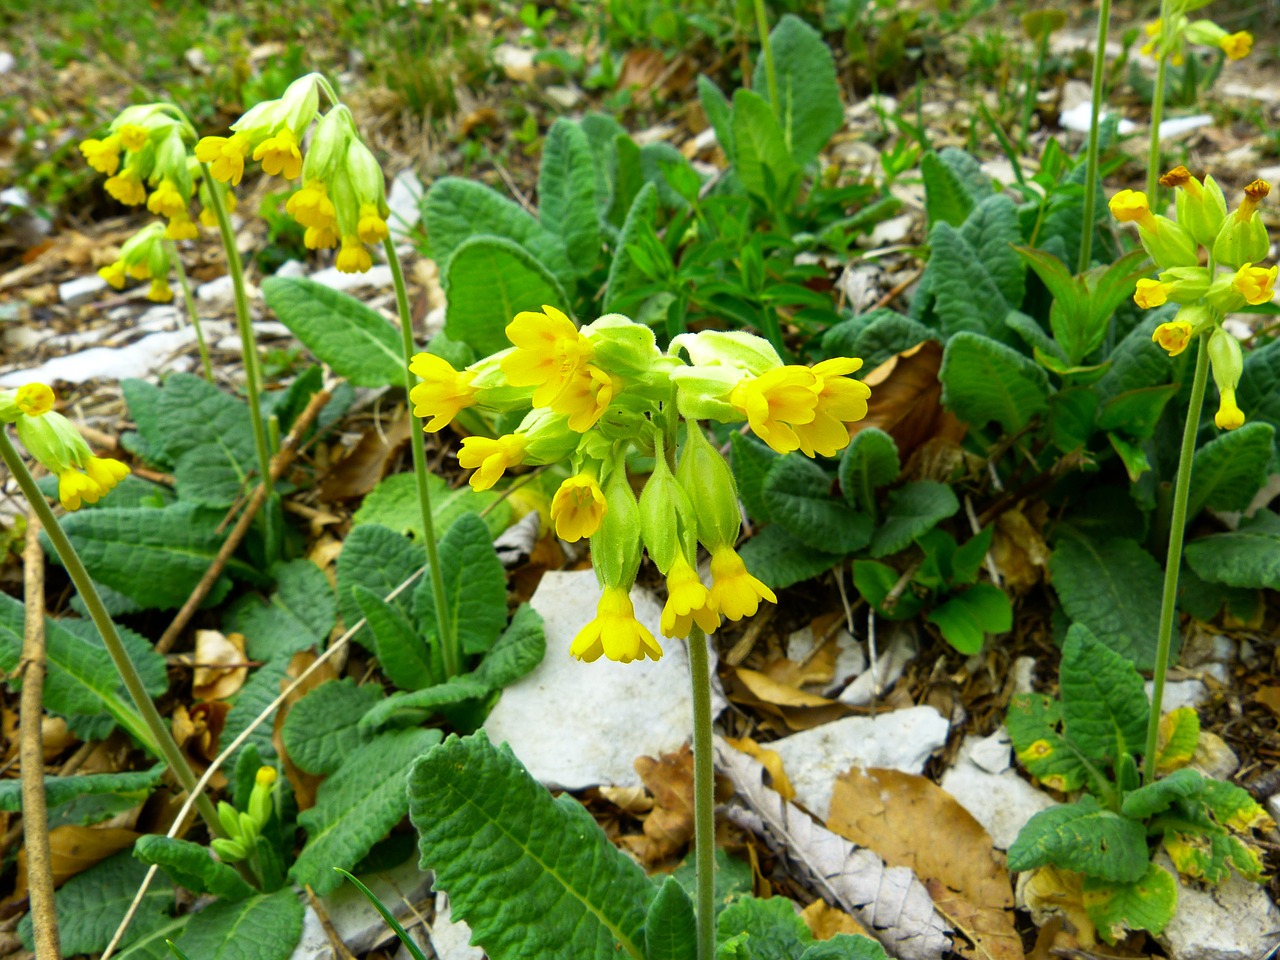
left=202, top=171, right=274, bottom=501
left=1144, top=334, right=1209, bottom=784
left=0, top=430, right=225, bottom=840
left=1077, top=0, right=1112, bottom=273
left=688, top=624, right=716, bottom=960
left=1145, top=0, right=1172, bottom=201
left=384, top=236, right=458, bottom=677
left=753, top=0, right=779, bottom=118
left=167, top=241, right=214, bottom=383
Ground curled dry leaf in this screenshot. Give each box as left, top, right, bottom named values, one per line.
left=716, top=738, right=951, bottom=960
left=620, top=745, right=695, bottom=866
left=800, top=898, right=869, bottom=939
left=853, top=341, right=967, bottom=466
left=731, top=668, right=848, bottom=732
left=172, top=701, right=231, bottom=764
left=1016, top=866, right=1095, bottom=948
left=192, top=629, right=249, bottom=701
left=318, top=413, right=412, bottom=502
left=725, top=736, right=795, bottom=801
left=14, top=825, right=138, bottom=895
left=991, top=504, right=1050, bottom=595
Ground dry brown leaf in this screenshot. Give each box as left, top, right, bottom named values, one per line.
left=735, top=668, right=834, bottom=708
left=1018, top=865, right=1095, bottom=948
left=598, top=785, right=653, bottom=816
left=618, top=49, right=667, bottom=92
left=925, top=878, right=1024, bottom=960
left=620, top=746, right=695, bottom=866
left=991, top=504, right=1050, bottom=595
left=172, top=701, right=231, bottom=764
left=192, top=630, right=249, bottom=700
left=14, top=826, right=138, bottom=895
left=800, top=898, right=868, bottom=939
left=852, top=341, right=967, bottom=465
left=273, top=652, right=340, bottom=811
left=725, top=737, right=795, bottom=801
left=1255, top=686, right=1280, bottom=720
left=828, top=768, right=1020, bottom=959
left=318, top=414, right=411, bottom=502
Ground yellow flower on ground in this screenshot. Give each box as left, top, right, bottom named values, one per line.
left=1152, top=321, right=1194, bottom=356
left=660, top=554, right=719, bottom=639
left=80, top=135, right=122, bottom=175
left=1232, top=263, right=1278, bottom=305
left=408, top=353, right=479, bottom=432
left=792, top=357, right=871, bottom=458
left=357, top=203, right=390, bottom=245
left=1220, top=31, right=1253, bottom=60
left=117, top=123, right=149, bottom=152
left=457, top=433, right=528, bottom=490
left=550, top=474, right=607, bottom=542
left=1134, top=278, right=1170, bottom=309
left=16, top=383, right=54, bottom=417
left=104, top=170, right=146, bottom=206
left=1215, top=389, right=1245, bottom=430
left=570, top=586, right=663, bottom=663
left=304, top=225, right=339, bottom=250
left=729, top=365, right=819, bottom=455
left=709, top=545, right=776, bottom=621
left=252, top=127, right=303, bottom=179
left=501, top=305, right=593, bottom=406
left=147, top=278, right=174, bottom=303
left=335, top=236, right=372, bottom=273
left=285, top=180, right=337, bottom=229
left=99, top=260, right=128, bottom=290
left=552, top=364, right=621, bottom=432
left=195, top=134, right=251, bottom=186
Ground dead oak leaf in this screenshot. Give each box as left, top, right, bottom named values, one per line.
left=192, top=630, right=249, bottom=700
left=620, top=745, right=695, bottom=866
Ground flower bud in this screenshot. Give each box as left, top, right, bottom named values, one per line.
left=582, top=314, right=671, bottom=384
left=591, top=463, right=643, bottom=590
left=669, top=365, right=742, bottom=422
left=346, top=138, right=387, bottom=214
left=1162, top=167, right=1226, bottom=248
left=248, top=766, right=276, bottom=828
left=16, top=410, right=93, bottom=476
left=1204, top=272, right=1247, bottom=314
left=669, top=330, right=782, bottom=376
left=1208, top=326, right=1245, bottom=430
left=1213, top=180, right=1271, bottom=269
left=210, top=838, right=247, bottom=863
left=217, top=800, right=242, bottom=840
left=638, top=442, right=697, bottom=575
left=676, top=424, right=741, bottom=551
left=237, top=811, right=260, bottom=846
left=0, top=383, right=54, bottom=422
left=302, top=107, right=353, bottom=184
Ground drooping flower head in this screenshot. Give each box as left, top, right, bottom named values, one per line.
left=13, top=403, right=130, bottom=510
left=550, top=473, right=607, bottom=542
left=708, top=545, right=776, bottom=622
left=1152, top=321, right=1195, bottom=357
left=570, top=586, right=663, bottom=663
left=457, top=433, right=529, bottom=491
left=794, top=357, right=872, bottom=457
left=409, top=353, right=479, bottom=432
left=729, top=365, right=818, bottom=454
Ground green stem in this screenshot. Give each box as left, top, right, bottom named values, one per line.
left=383, top=237, right=458, bottom=677
left=1077, top=0, right=1112, bottom=274
left=1145, top=0, right=1171, bottom=201
left=1143, top=334, right=1209, bottom=785
left=753, top=0, right=779, bottom=119
left=0, top=430, right=225, bottom=839
left=166, top=241, right=214, bottom=383
left=202, top=170, right=274, bottom=498
left=688, top=624, right=716, bottom=960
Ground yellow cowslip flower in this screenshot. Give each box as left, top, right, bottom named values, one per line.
left=285, top=180, right=337, bottom=229
left=729, top=365, right=819, bottom=455
left=146, top=178, right=187, bottom=219
left=501, top=306, right=593, bottom=407
left=80, top=135, right=122, bottom=175
left=1216, top=389, right=1245, bottom=430
left=708, top=545, right=776, bottom=621
left=1152, top=320, right=1194, bottom=356
left=551, top=364, right=621, bottom=432
left=457, top=433, right=528, bottom=490
left=570, top=586, right=663, bottom=663
left=335, top=236, right=372, bottom=273
left=408, top=352, right=479, bottom=432
left=58, top=457, right=129, bottom=511
left=99, top=260, right=128, bottom=290
left=195, top=133, right=251, bottom=186
left=792, top=357, right=871, bottom=458
left=304, top=225, right=339, bottom=250
left=357, top=202, right=390, bottom=245
left=1232, top=263, right=1277, bottom=305
left=1220, top=31, right=1252, bottom=60
left=660, top=554, right=719, bottom=639
left=147, top=277, right=174, bottom=303
left=117, top=123, right=149, bottom=152
left=550, top=474, right=607, bottom=542
left=1109, top=189, right=1157, bottom=230
left=104, top=169, right=146, bottom=206
left=1134, top=279, right=1170, bottom=309
left=252, top=127, right=303, bottom=180
left=165, top=215, right=198, bottom=242
left=16, top=383, right=54, bottom=417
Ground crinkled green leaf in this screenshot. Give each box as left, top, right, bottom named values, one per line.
left=763, top=455, right=872, bottom=554
left=752, top=14, right=843, bottom=168
left=1185, top=509, right=1280, bottom=590
left=1007, top=796, right=1149, bottom=881
left=644, top=876, right=697, bottom=960
left=291, top=727, right=443, bottom=895
left=1238, top=335, right=1280, bottom=436
left=134, top=835, right=255, bottom=900
left=940, top=331, right=1050, bottom=433
left=851, top=560, right=923, bottom=620
left=1083, top=861, right=1177, bottom=944
left=356, top=585, right=435, bottom=691
left=336, top=522, right=424, bottom=642
left=604, top=182, right=660, bottom=313
left=360, top=676, right=492, bottom=732
left=352, top=471, right=510, bottom=544
left=154, top=373, right=254, bottom=470
left=1049, top=536, right=1164, bottom=670
left=928, top=195, right=1024, bottom=341
left=716, top=896, right=812, bottom=957
left=838, top=428, right=899, bottom=513
left=739, top=525, right=841, bottom=590
left=697, top=76, right=735, bottom=164
left=408, top=732, right=654, bottom=960
left=1006, top=693, right=1088, bottom=791
left=821, top=310, right=935, bottom=370
left=1096, top=384, right=1180, bottom=440
left=869, top=481, right=959, bottom=557
left=1059, top=624, right=1150, bottom=763
left=474, top=602, right=546, bottom=689
left=225, top=559, right=337, bottom=660
left=415, top=512, right=508, bottom=656
left=174, top=889, right=304, bottom=960
left=1188, top=422, right=1276, bottom=517
left=538, top=119, right=601, bottom=276
left=220, top=656, right=291, bottom=766
left=281, top=678, right=382, bottom=775
left=730, top=432, right=778, bottom=524
left=1121, top=769, right=1204, bottom=819
left=0, top=765, right=162, bottom=812
left=921, top=150, right=974, bottom=229
left=799, top=935, right=890, bottom=960
left=731, top=89, right=798, bottom=205
left=926, top=583, right=1011, bottom=654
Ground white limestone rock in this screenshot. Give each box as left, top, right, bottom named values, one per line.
left=940, top=730, right=1057, bottom=850
left=289, top=858, right=433, bottom=960
left=1154, top=853, right=1280, bottom=960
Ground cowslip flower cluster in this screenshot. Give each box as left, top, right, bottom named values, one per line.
left=211, top=766, right=276, bottom=863
left=1112, top=169, right=1272, bottom=431
left=96, top=222, right=176, bottom=303
left=409, top=309, right=871, bottom=664
left=1, top=384, right=130, bottom=510
left=197, top=75, right=390, bottom=273
left=1141, top=7, right=1253, bottom=64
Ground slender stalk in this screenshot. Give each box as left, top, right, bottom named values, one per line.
left=687, top=624, right=716, bottom=960
left=202, top=171, right=274, bottom=496
left=166, top=241, right=214, bottom=383
left=753, top=0, right=779, bottom=118
left=1143, top=334, right=1210, bottom=784
left=383, top=236, right=458, bottom=677
left=0, top=431, right=225, bottom=838
left=1077, top=0, right=1112, bottom=274
left=1145, top=0, right=1172, bottom=201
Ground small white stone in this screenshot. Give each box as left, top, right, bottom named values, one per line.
left=691, top=127, right=718, bottom=152
left=1157, top=114, right=1214, bottom=140
left=769, top=706, right=950, bottom=820
left=1191, top=732, right=1239, bottom=781
left=969, top=728, right=1013, bottom=775
left=493, top=43, right=536, bottom=83
left=941, top=735, right=1056, bottom=850
left=1059, top=101, right=1136, bottom=135
left=1012, top=657, right=1037, bottom=696
left=839, top=624, right=917, bottom=706
left=0, top=51, right=14, bottom=74
left=386, top=170, right=424, bottom=240
left=544, top=85, right=582, bottom=110
left=429, top=892, right=484, bottom=960
left=1154, top=853, right=1280, bottom=960
left=308, top=264, right=393, bottom=292
left=59, top=274, right=108, bottom=306
left=1146, top=678, right=1211, bottom=712
left=197, top=274, right=235, bottom=302
left=184, top=47, right=210, bottom=73
left=289, top=858, right=433, bottom=960
left=274, top=259, right=309, bottom=279
left=1268, top=794, right=1280, bottom=825
left=857, top=214, right=914, bottom=250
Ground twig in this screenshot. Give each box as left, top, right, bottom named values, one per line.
left=101, top=565, right=426, bottom=960
left=869, top=267, right=924, bottom=311
left=880, top=556, right=923, bottom=613
left=21, top=513, right=61, bottom=960
left=155, top=383, right=337, bottom=653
